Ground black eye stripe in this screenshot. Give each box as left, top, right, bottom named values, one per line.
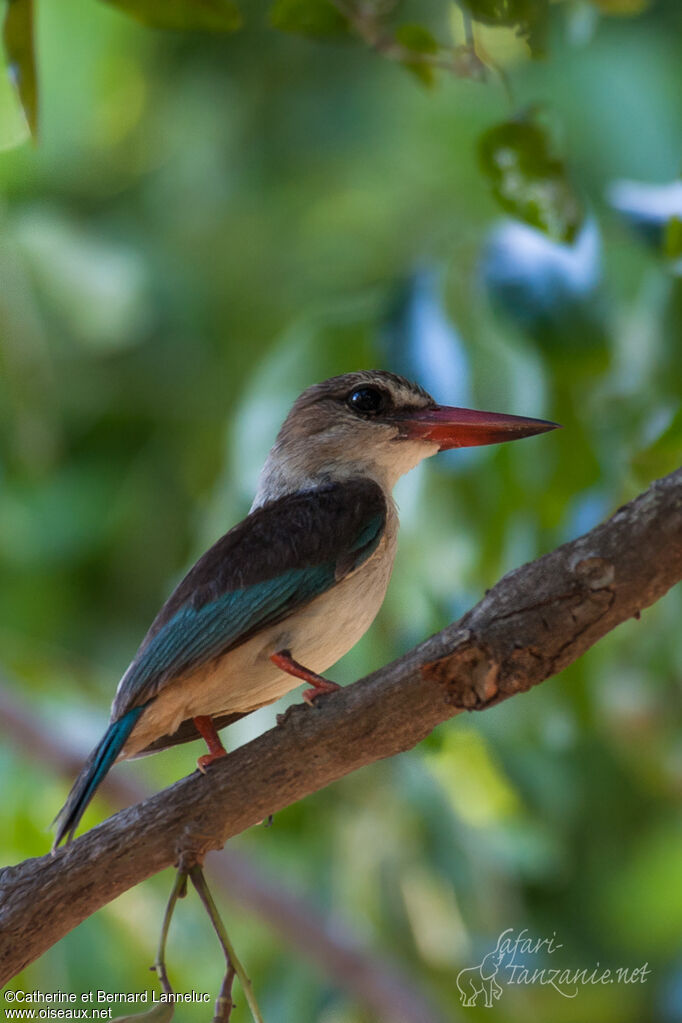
left=346, top=386, right=387, bottom=415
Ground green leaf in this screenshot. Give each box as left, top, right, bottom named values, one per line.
left=395, top=23, right=439, bottom=87
left=2, top=0, right=38, bottom=138
left=268, top=0, right=347, bottom=37
left=101, top=0, right=242, bottom=32
left=478, top=114, right=584, bottom=243
left=459, top=0, right=548, bottom=54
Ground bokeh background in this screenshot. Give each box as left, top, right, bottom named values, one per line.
left=1, top=0, right=682, bottom=1020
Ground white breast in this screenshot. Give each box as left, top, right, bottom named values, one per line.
left=122, top=520, right=397, bottom=757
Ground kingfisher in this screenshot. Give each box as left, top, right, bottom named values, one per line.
left=53, top=371, right=557, bottom=849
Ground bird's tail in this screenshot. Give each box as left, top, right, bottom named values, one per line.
left=52, top=705, right=145, bottom=851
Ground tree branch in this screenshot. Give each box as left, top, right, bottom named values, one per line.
left=2, top=467, right=681, bottom=984
left=0, top=684, right=446, bottom=1023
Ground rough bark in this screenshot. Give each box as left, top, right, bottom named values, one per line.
left=1, top=467, right=681, bottom=983
left=0, top=686, right=444, bottom=1023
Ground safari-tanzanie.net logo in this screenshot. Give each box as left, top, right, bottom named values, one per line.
left=455, top=927, right=650, bottom=1008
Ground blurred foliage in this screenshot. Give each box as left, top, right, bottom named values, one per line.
left=2, top=0, right=37, bottom=137
left=268, top=0, right=349, bottom=37
left=458, top=0, right=549, bottom=53
left=608, top=177, right=682, bottom=273
left=1, top=0, right=682, bottom=1020
left=102, top=0, right=243, bottom=32
left=1, top=0, right=675, bottom=142
left=393, top=23, right=441, bottom=87
left=478, top=113, right=584, bottom=243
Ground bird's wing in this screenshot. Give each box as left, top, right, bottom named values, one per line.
left=111, top=478, right=386, bottom=719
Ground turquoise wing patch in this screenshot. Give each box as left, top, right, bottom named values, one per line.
left=116, top=506, right=383, bottom=711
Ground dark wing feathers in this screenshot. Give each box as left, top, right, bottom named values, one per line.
left=111, top=479, right=386, bottom=719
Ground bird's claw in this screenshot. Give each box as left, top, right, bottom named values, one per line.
left=302, top=680, right=342, bottom=705
left=196, top=747, right=228, bottom=773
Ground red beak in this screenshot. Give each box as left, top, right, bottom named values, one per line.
left=397, top=405, right=560, bottom=450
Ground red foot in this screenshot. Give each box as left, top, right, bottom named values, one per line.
left=270, top=650, right=341, bottom=705
left=193, top=715, right=228, bottom=774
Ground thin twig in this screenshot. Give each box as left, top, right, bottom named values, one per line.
left=213, top=968, right=237, bottom=1023
left=190, top=865, right=265, bottom=1023
left=153, top=869, right=188, bottom=997
left=114, top=871, right=187, bottom=1020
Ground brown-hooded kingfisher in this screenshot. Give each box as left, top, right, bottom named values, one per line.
left=53, top=371, right=558, bottom=849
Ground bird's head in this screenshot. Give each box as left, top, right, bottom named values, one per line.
left=253, top=370, right=558, bottom=504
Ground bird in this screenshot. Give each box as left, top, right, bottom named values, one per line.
left=52, top=370, right=558, bottom=849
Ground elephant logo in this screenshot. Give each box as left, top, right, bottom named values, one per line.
left=456, top=934, right=506, bottom=1008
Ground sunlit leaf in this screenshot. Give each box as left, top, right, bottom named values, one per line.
left=472, top=24, right=530, bottom=66
left=459, top=0, right=548, bottom=53
left=459, top=0, right=546, bottom=28
left=2, top=0, right=37, bottom=138
left=424, top=726, right=521, bottom=827
left=478, top=114, right=584, bottom=243
left=101, top=0, right=242, bottom=32
left=268, top=0, right=347, bottom=37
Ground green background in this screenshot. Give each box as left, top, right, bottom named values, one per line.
left=1, top=0, right=682, bottom=1020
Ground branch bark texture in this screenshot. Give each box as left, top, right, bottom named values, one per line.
left=0, top=685, right=445, bottom=1023
left=2, top=467, right=681, bottom=983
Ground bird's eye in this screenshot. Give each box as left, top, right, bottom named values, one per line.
left=347, top=386, right=386, bottom=415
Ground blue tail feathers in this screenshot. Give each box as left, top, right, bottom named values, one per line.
left=52, top=705, right=146, bottom=850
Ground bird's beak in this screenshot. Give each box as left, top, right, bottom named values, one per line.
left=396, top=405, right=561, bottom=450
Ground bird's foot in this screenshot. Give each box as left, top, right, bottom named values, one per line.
left=301, top=679, right=342, bottom=705
left=270, top=649, right=342, bottom=705
left=193, top=715, right=228, bottom=774
left=196, top=748, right=228, bottom=773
